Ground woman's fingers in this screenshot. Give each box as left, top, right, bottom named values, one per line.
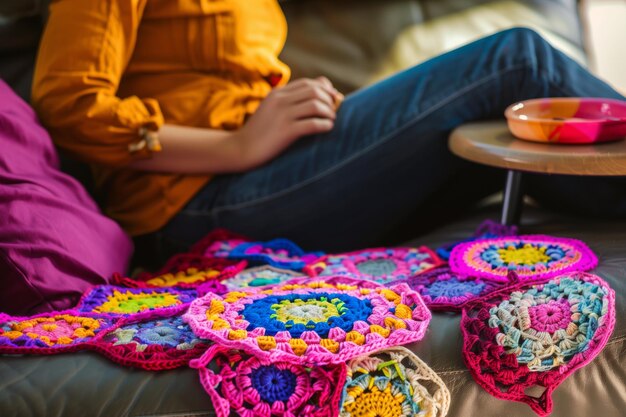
left=281, top=77, right=338, bottom=98
left=291, top=117, right=334, bottom=138
left=282, top=84, right=335, bottom=107
left=288, top=99, right=336, bottom=121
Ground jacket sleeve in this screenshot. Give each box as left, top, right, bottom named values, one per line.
left=32, top=0, right=163, bottom=167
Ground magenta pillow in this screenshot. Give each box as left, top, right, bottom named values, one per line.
left=0, top=80, right=133, bottom=315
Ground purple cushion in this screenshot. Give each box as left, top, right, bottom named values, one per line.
left=0, top=80, right=133, bottom=315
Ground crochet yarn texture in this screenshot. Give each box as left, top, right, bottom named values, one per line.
left=76, top=286, right=196, bottom=318
left=184, top=278, right=431, bottom=365
left=449, top=235, right=597, bottom=281
left=388, top=267, right=505, bottom=311
left=341, top=347, right=450, bottom=417
left=93, top=307, right=210, bottom=370
left=0, top=311, right=115, bottom=354
left=461, top=272, right=615, bottom=416
left=116, top=255, right=245, bottom=290
left=190, top=345, right=347, bottom=417
left=220, top=265, right=303, bottom=292
left=206, top=238, right=323, bottom=270
left=305, top=248, right=443, bottom=285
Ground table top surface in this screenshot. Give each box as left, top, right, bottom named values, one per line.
left=449, top=121, right=626, bottom=176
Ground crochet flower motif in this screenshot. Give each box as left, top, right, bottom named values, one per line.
left=76, top=286, right=196, bottom=318
left=220, top=266, right=303, bottom=292
left=190, top=346, right=346, bottom=417
left=115, top=255, right=245, bottom=290
left=305, top=247, right=444, bottom=285
left=184, top=278, right=431, bottom=365
left=204, top=238, right=324, bottom=270
left=0, top=312, right=114, bottom=354
left=341, top=347, right=450, bottom=417
left=388, top=267, right=504, bottom=311
left=94, top=309, right=210, bottom=370
left=461, top=272, right=615, bottom=416
left=449, top=235, right=597, bottom=281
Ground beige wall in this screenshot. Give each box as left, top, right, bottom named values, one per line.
left=584, top=0, right=626, bottom=92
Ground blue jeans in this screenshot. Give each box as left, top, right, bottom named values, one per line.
left=150, top=28, right=626, bottom=259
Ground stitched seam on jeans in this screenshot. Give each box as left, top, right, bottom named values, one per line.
left=186, top=64, right=532, bottom=215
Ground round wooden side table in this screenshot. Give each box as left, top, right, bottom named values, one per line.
left=449, top=121, right=626, bottom=225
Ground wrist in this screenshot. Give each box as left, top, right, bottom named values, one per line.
left=229, top=129, right=257, bottom=172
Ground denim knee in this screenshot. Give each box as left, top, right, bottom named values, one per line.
left=496, top=27, right=549, bottom=47
left=494, top=27, right=558, bottom=78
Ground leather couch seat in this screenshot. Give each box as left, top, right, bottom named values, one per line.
left=1, top=206, right=624, bottom=416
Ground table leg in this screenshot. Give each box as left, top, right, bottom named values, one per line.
left=501, top=170, right=524, bottom=226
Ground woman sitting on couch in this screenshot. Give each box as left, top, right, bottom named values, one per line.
left=32, top=0, right=626, bottom=260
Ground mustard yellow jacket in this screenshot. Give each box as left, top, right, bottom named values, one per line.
left=32, top=0, right=290, bottom=235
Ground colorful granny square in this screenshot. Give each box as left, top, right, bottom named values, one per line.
left=76, top=286, right=196, bottom=319
left=204, top=238, right=324, bottom=270
left=94, top=308, right=211, bottom=370
left=388, top=267, right=505, bottom=311
left=341, top=346, right=450, bottom=417
left=449, top=235, right=597, bottom=282
left=461, top=272, right=615, bottom=416
left=184, top=278, right=431, bottom=365
left=190, top=345, right=347, bottom=417
left=116, top=255, right=246, bottom=290
left=220, top=265, right=303, bottom=292
left=436, top=219, right=518, bottom=260
left=0, top=311, right=115, bottom=354
left=304, top=247, right=444, bottom=285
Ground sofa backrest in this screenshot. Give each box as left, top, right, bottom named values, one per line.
left=279, top=0, right=586, bottom=93
left=1, top=0, right=585, bottom=98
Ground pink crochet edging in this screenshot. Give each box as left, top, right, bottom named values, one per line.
left=183, top=277, right=431, bottom=366
left=460, top=272, right=616, bottom=416
left=449, top=235, right=598, bottom=282
left=190, top=345, right=347, bottom=417
left=0, top=310, right=117, bottom=355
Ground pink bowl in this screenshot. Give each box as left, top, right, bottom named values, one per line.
left=505, top=98, right=626, bottom=144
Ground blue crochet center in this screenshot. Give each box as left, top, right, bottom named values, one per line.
left=241, top=292, right=373, bottom=338
left=426, top=278, right=485, bottom=298
left=250, top=365, right=297, bottom=403
left=132, top=316, right=196, bottom=348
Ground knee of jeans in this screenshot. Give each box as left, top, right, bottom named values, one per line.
left=499, top=27, right=549, bottom=51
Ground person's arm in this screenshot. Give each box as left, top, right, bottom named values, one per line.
left=131, top=77, right=343, bottom=174
left=32, top=0, right=163, bottom=167
left=33, top=0, right=341, bottom=175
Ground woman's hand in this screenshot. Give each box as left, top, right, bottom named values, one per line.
left=129, top=77, right=343, bottom=175
left=234, top=76, right=344, bottom=169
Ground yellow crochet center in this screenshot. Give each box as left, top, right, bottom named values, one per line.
left=146, top=268, right=220, bottom=286
left=4, top=315, right=101, bottom=346
left=344, top=384, right=405, bottom=417
left=498, top=244, right=550, bottom=265
left=95, top=290, right=180, bottom=314
left=271, top=299, right=343, bottom=325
